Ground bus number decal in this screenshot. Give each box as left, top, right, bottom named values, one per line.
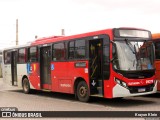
left=27, top=64, right=32, bottom=74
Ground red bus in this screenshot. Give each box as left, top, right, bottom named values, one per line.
left=3, top=27, right=157, bottom=102
left=152, top=33, right=160, bottom=91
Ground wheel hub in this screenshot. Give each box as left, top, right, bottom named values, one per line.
left=79, top=86, right=87, bottom=97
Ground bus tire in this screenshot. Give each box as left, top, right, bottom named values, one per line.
left=22, top=78, right=30, bottom=94
left=77, top=81, right=90, bottom=102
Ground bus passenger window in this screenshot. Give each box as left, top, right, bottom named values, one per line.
left=75, top=40, right=86, bottom=59
left=4, top=51, right=11, bottom=64
left=18, top=48, right=26, bottom=63
left=68, top=41, right=75, bottom=59
left=52, top=42, right=65, bottom=61
left=29, top=47, right=38, bottom=62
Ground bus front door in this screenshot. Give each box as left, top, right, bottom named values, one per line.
left=89, top=39, right=103, bottom=97
left=11, top=51, right=17, bottom=86
left=40, top=46, right=51, bottom=90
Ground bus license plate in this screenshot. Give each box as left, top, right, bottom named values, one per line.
left=138, top=88, right=146, bottom=92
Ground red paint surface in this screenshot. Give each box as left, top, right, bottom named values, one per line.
left=28, top=63, right=40, bottom=90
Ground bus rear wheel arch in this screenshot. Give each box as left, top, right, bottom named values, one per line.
left=76, top=80, right=90, bottom=102
left=22, top=78, right=31, bottom=94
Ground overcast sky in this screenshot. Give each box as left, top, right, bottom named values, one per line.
left=0, top=0, right=160, bottom=48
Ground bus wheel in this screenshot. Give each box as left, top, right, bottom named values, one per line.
left=23, top=78, right=30, bottom=94
left=77, top=81, right=89, bottom=102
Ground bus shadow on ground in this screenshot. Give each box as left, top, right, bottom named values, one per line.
left=142, top=93, right=160, bottom=98
left=8, top=89, right=155, bottom=108
left=89, top=96, right=155, bottom=107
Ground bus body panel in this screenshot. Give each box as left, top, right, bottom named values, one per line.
left=51, top=61, right=89, bottom=94
left=51, top=61, right=70, bottom=93
left=28, top=63, right=40, bottom=90
left=17, top=64, right=28, bottom=87
left=103, top=69, right=124, bottom=98
left=113, top=81, right=157, bottom=97
left=103, top=70, right=156, bottom=98
left=113, top=76, right=156, bottom=97
left=3, top=64, right=12, bottom=85
left=103, top=79, right=113, bottom=98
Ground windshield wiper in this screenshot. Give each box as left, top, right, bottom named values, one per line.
left=124, top=39, right=138, bottom=67
left=133, top=44, right=138, bottom=67
left=124, top=38, right=136, bottom=54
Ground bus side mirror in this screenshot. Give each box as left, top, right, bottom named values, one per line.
left=110, top=57, right=116, bottom=63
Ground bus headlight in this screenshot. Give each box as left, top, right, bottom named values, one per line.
left=115, top=78, right=121, bottom=84
left=115, top=78, right=128, bottom=88
left=122, top=82, right=127, bottom=87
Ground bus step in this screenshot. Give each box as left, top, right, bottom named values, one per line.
left=41, top=89, right=51, bottom=92
left=97, top=87, right=103, bottom=95
left=91, top=94, right=103, bottom=97
left=98, top=80, right=102, bottom=86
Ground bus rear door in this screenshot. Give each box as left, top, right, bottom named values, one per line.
left=11, top=51, right=18, bottom=86
left=40, top=46, right=52, bottom=90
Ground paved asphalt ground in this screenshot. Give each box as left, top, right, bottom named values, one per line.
left=0, top=78, right=159, bottom=120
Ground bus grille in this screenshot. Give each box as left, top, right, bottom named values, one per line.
left=128, top=84, right=154, bottom=94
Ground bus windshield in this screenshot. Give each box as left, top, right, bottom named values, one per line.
left=113, top=40, right=155, bottom=71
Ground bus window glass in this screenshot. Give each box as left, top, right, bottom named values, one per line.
left=4, top=51, right=11, bottom=64
left=114, top=41, right=154, bottom=70
left=155, top=42, right=160, bottom=59
left=18, top=48, right=26, bottom=63
left=68, top=41, right=75, bottom=59
left=75, top=40, right=86, bottom=59
left=29, top=47, right=38, bottom=62
left=52, top=42, right=65, bottom=61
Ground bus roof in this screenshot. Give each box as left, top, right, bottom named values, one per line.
left=152, top=33, right=160, bottom=40
left=31, top=28, right=113, bottom=46
left=31, top=27, right=150, bottom=46
left=3, top=43, right=30, bottom=51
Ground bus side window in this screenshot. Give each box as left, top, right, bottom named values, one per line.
left=68, top=41, right=75, bottom=59
left=29, top=47, right=38, bottom=62
left=75, top=40, right=86, bottom=59
left=52, top=42, right=65, bottom=61
left=18, top=48, right=26, bottom=63
left=4, top=51, right=11, bottom=64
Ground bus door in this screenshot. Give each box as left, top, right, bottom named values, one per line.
left=11, top=51, right=17, bottom=86
left=89, top=39, right=103, bottom=96
left=40, top=46, right=51, bottom=90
